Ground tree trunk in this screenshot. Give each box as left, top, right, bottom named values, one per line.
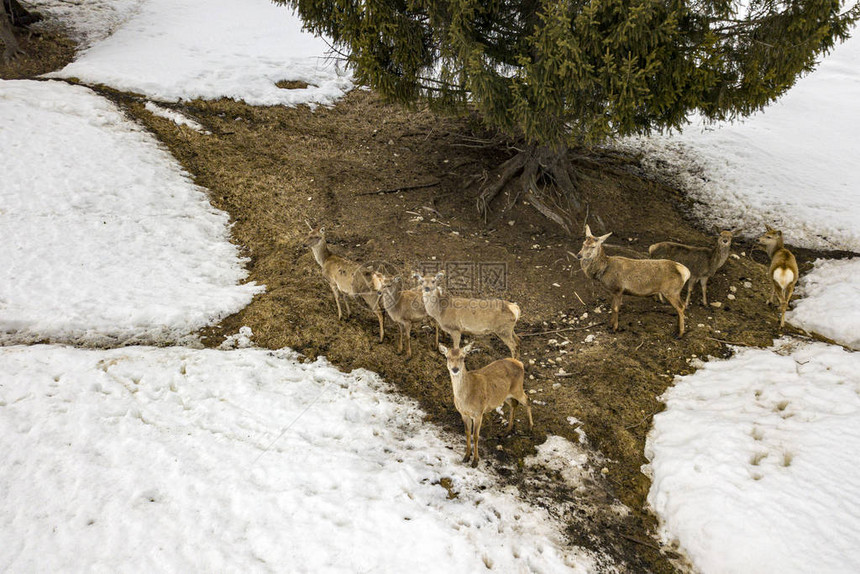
left=0, top=1, right=21, bottom=62
left=1, top=1, right=41, bottom=61
left=476, top=145, right=582, bottom=234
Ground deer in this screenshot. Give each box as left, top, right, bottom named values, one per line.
left=575, top=224, right=691, bottom=337
left=756, top=225, right=799, bottom=328
left=439, top=343, right=533, bottom=467
left=304, top=227, right=385, bottom=342
left=415, top=271, right=521, bottom=358
left=371, top=273, right=438, bottom=358
left=649, top=229, right=738, bottom=307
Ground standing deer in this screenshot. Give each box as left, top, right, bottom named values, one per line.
left=439, top=343, right=533, bottom=467
left=576, top=225, right=691, bottom=337
left=304, top=227, right=385, bottom=342
left=372, top=273, right=438, bottom=358
left=649, top=229, right=738, bottom=307
left=415, top=271, right=520, bottom=358
left=757, top=225, right=799, bottom=328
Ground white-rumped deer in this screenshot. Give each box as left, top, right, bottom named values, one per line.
left=649, top=229, right=737, bottom=307
left=415, top=271, right=520, bottom=358
left=304, top=227, right=385, bottom=342
left=757, top=225, right=799, bottom=328
left=576, top=225, right=691, bottom=337
left=372, top=273, right=438, bottom=358
left=439, top=343, right=533, bottom=467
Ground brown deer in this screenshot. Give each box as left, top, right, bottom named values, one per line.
left=575, top=225, right=691, bottom=337
left=304, top=227, right=384, bottom=342
left=371, top=273, right=438, bottom=358
left=649, top=229, right=738, bottom=307
left=415, top=271, right=520, bottom=358
left=757, top=225, right=799, bottom=328
left=439, top=343, right=533, bottom=467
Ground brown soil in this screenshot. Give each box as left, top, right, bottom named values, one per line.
left=6, top=28, right=844, bottom=573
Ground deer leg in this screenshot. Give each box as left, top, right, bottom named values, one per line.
left=434, top=324, right=439, bottom=349
left=665, top=292, right=686, bottom=337
left=342, top=293, right=352, bottom=317
left=611, top=292, right=623, bottom=331
left=329, top=283, right=344, bottom=320
left=700, top=278, right=708, bottom=306
left=376, top=308, right=385, bottom=343
left=451, top=331, right=462, bottom=349
left=506, top=399, right=517, bottom=433
left=684, top=280, right=693, bottom=309
left=768, top=282, right=778, bottom=306
left=396, top=322, right=404, bottom=354
left=461, top=415, right=473, bottom=463
left=404, top=321, right=413, bottom=358
left=500, top=329, right=518, bottom=359
left=471, top=415, right=483, bottom=468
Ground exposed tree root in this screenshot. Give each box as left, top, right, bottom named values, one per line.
left=476, top=145, right=583, bottom=234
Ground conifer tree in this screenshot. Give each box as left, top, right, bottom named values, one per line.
left=276, top=0, right=859, bottom=229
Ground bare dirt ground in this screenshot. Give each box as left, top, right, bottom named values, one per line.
left=5, top=28, right=847, bottom=572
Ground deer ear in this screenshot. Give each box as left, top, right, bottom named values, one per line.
left=777, top=230, right=782, bottom=237
left=435, top=271, right=446, bottom=280
left=462, top=342, right=475, bottom=355
left=438, top=344, right=448, bottom=355
left=765, top=224, right=775, bottom=233
left=597, top=232, right=612, bottom=243
left=412, top=271, right=422, bottom=281
left=584, top=224, right=593, bottom=237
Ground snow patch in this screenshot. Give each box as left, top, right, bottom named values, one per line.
left=646, top=340, right=860, bottom=573
left=0, top=80, right=262, bottom=345
left=0, top=345, right=599, bottom=572
left=45, top=0, right=353, bottom=107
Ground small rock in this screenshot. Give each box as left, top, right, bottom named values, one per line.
left=601, top=467, right=609, bottom=475
left=710, top=301, right=723, bottom=308
left=528, top=359, right=536, bottom=365
left=507, top=220, right=516, bottom=226
left=529, top=389, right=537, bottom=394
left=552, top=282, right=561, bottom=287
left=744, top=281, right=753, bottom=289
left=552, top=383, right=561, bottom=389
left=730, top=286, right=738, bottom=293
left=584, top=334, right=595, bottom=343
left=727, top=294, right=736, bottom=300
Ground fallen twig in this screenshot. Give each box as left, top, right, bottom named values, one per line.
left=707, top=336, right=753, bottom=347
left=618, top=533, right=662, bottom=552
left=519, top=322, right=604, bottom=338
left=356, top=180, right=440, bottom=196
left=624, top=410, right=657, bottom=430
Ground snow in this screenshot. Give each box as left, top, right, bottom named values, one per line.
left=645, top=340, right=860, bottom=574
left=627, top=34, right=860, bottom=252
left=0, top=79, right=262, bottom=346
left=787, top=258, right=860, bottom=350
left=41, top=0, right=353, bottom=107
left=0, top=344, right=593, bottom=572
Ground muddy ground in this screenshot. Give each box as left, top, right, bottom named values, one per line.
left=5, top=25, right=846, bottom=573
